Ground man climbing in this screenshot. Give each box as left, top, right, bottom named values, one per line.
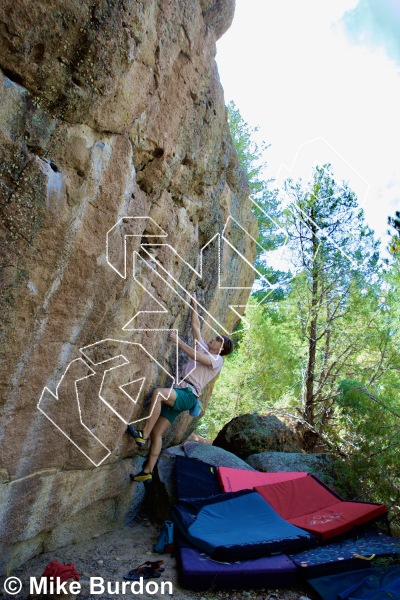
left=127, top=293, right=233, bottom=482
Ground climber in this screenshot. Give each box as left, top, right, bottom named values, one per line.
left=127, top=292, right=233, bottom=482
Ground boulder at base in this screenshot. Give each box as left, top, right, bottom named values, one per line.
left=146, top=442, right=255, bottom=521
left=246, top=452, right=335, bottom=486
left=213, top=414, right=301, bottom=458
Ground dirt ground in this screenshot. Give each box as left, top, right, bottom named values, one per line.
left=8, top=513, right=318, bottom=600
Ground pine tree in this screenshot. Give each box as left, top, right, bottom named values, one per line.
left=281, top=164, right=381, bottom=448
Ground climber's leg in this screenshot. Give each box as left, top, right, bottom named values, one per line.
left=130, top=387, right=197, bottom=482
left=130, top=416, right=170, bottom=482
left=144, top=416, right=171, bottom=473
left=127, top=387, right=176, bottom=445
left=142, top=387, right=177, bottom=439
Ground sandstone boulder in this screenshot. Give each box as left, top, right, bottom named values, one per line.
left=0, top=0, right=256, bottom=572
left=213, top=414, right=302, bottom=458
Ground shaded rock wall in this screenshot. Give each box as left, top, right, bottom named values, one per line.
left=0, top=0, right=256, bottom=572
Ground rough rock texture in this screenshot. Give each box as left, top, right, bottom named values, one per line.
left=246, top=452, right=336, bottom=487
left=213, top=414, right=302, bottom=459
left=0, top=0, right=256, bottom=572
left=0, top=456, right=146, bottom=575
left=146, top=441, right=255, bottom=522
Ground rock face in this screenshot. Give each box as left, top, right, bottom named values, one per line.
left=213, top=414, right=302, bottom=458
left=246, top=452, right=336, bottom=486
left=0, top=0, right=256, bottom=572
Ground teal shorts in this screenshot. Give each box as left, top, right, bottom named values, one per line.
left=160, top=386, right=198, bottom=424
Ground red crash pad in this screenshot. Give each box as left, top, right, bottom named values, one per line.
left=255, top=474, right=387, bottom=540
left=217, top=467, right=307, bottom=493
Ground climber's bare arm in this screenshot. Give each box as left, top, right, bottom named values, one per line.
left=168, top=330, right=212, bottom=367
left=190, top=292, right=202, bottom=343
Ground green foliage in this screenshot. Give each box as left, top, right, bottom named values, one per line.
left=226, top=101, right=289, bottom=296
left=388, top=209, right=400, bottom=255
left=226, top=100, right=269, bottom=195
left=200, top=299, right=303, bottom=439
left=335, top=379, right=400, bottom=529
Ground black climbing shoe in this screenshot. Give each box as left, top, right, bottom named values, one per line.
left=127, top=424, right=147, bottom=447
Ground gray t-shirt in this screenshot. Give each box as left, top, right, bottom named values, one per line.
left=178, top=337, right=223, bottom=396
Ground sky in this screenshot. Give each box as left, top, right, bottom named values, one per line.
left=216, top=0, right=400, bottom=249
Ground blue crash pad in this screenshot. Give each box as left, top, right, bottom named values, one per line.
left=338, top=566, right=400, bottom=599
left=172, top=489, right=315, bottom=561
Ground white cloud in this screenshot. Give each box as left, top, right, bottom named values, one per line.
left=341, top=0, right=400, bottom=67
left=216, top=0, right=400, bottom=246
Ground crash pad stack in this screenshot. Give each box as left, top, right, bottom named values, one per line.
left=173, top=456, right=304, bottom=590
left=171, top=457, right=399, bottom=597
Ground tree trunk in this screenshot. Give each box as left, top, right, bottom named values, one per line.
left=304, top=202, right=319, bottom=445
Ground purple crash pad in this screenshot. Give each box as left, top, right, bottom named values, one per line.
left=177, top=540, right=299, bottom=591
